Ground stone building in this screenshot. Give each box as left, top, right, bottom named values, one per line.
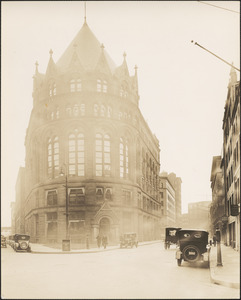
left=222, top=67, right=240, bottom=251
left=159, top=172, right=182, bottom=236
left=14, top=20, right=162, bottom=245
left=210, top=156, right=225, bottom=239
left=188, top=201, right=211, bottom=231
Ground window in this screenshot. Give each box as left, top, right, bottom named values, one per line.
left=97, top=79, right=107, bottom=93
left=49, top=83, right=56, bottom=97
left=47, top=190, right=57, bottom=205
left=47, top=136, right=59, bottom=178
left=120, top=137, right=129, bottom=178
left=47, top=212, right=57, bottom=221
left=105, top=188, right=112, bottom=200
left=160, top=192, right=163, bottom=198
left=69, top=188, right=85, bottom=204
left=80, top=104, right=85, bottom=116
left=122, top=190, right=131, bottom=206
left=68, top=131, right=85, bottom=176
left=96, top=187, right=104, bottom=200
left=95, top=134, right=111, bottom=177
left=70, top=79, right=82, bottom=92
left=73, top=105, right=79, bottom=116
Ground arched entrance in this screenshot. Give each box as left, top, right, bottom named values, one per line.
left=99, top=217, right=110, bottom=237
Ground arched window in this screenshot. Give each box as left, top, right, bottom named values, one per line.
left=120, top=137, right=129, bottom=178
left=95, top=133, right=111, bottom=177
left=120, top=83, right=128, bottom=98
left=47, top=136, right=59, bottom=178
left=68, top=131, right=85, bottom=176
left=94, top=104, right=99, bottom=116
left=70, top=79, right=82, bottom=92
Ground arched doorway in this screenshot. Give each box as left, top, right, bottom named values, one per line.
left=99, top=217, right=110, bottom=237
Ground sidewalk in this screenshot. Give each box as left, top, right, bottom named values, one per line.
left=30, top=240, right=160, bottom=254
left=209, top=244, right=240, bottom=289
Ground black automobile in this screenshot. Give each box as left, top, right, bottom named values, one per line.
left=10, top=234, right=31, bottom=252
left=176, top=229, right=209, bottom=266
left=164, top=227, right=181, bottom=249
left=1, top=235, right=7, bottom=248
left=120, top=232, right=138, bottom=248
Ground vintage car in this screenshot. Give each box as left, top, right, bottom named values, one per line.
left=120, top=232, right=138, bottom=248
left=1, top=235, right=7, bottom=248
left=10, top=234, right=31, bottom=252
left=164, top=227, right=181, bottom=249
left=176, top=229, right=209, bottom=266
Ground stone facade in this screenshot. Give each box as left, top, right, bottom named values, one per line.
left=222, top=67, right=240, bottom=251
left=14, top=21, right=162, bottom=244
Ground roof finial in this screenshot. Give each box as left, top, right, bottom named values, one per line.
left=84, top=1, right=87, bottom=24
left=101, top=43, right=105, bottom=51
left=49, top=49, right=53, bottom=57
left=123, top=52, right=127, bottom=59
left=35, top=61, right=39, bottom=73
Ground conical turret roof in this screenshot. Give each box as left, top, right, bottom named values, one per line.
left=56, top=22, right=116, bottom=73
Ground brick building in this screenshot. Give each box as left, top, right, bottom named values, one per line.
left=13, top=20, right=162, bottom=245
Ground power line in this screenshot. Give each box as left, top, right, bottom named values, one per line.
left=197, top=1, right=240, bottom=14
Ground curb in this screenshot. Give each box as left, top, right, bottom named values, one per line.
left=30, top=240, right=160, bottom=254
left=208, top=247, right=240, bottom=290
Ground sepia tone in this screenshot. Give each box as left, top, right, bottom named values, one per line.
left=2, top=1, right=240, bottom=299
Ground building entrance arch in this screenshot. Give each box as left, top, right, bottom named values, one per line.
left=99, top=217, right=110, bottom=237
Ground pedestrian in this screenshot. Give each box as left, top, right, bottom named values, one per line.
left=96, top=235, right=101, bottom=248
left=102, top=235, right=108, bottom=249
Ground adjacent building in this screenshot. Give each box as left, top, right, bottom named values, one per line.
left=188, top=201, right=211, bottom=231
left=221, top=67, right=240, bottom=251
left=159, top=171, right=182, bottom=236
left=13, top=19, right=162, bottom=245
left=210, top=156, right=225, bottom=239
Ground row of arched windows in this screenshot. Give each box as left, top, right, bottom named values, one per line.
left=48, top=79, right=131, bottom=97
left=47, top=133, right=129, bottom=179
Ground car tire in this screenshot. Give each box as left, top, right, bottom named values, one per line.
left=177, top=258, right=182, bottom=266
left=183, top=245, right=201, bottom=262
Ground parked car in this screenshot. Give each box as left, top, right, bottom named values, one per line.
left=176, top=229, right=209, bottom=266
left=1, top=235, right=7, bottom=248
left=120, top=232, right=138, bottom=248
left=164, top=227, right=181, bottom=249
left=9, top=234, right=31, bottom=252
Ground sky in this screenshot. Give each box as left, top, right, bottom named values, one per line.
left=1, top=1, right=240, bottom=227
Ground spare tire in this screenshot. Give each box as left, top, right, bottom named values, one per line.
left=182, top=245, right=201, bottom=262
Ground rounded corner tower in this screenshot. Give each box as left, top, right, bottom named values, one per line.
left=22, top=20, right=161, bottom=245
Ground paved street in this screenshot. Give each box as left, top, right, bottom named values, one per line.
left=1, top=242, right=239, bottom=299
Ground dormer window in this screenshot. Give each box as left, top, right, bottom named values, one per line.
left=70, top=79, right=82, bottom=92
left=97, top=79, right=107, bottom=93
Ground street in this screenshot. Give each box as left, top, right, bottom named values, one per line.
left=1, top=242, right=239, bottom=299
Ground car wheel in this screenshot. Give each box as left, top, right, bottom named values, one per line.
left=177, top=258, right=182, bottom=266
left=183, top=245, right=201, bottom=262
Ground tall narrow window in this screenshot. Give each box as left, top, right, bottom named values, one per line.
left=120, top=138, right=129, bottom=178
left=68, top=131, right=85, bottom=176
left=95, top=133, right=111, bottom=177
left=49, top=83, right=56, bottom=97
left=47, top=136, right=59, bottom=178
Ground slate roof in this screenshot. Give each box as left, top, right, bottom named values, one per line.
left=56, top=22, right=116, bottom=74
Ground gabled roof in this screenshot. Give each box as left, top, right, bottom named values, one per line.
left=56, top=22, right=116, bottom=74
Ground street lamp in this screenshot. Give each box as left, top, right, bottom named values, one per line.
left=60, top=165, right=70, bottom=250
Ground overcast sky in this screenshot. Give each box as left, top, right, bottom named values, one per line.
left=1, top=1, right=240, bottom=227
